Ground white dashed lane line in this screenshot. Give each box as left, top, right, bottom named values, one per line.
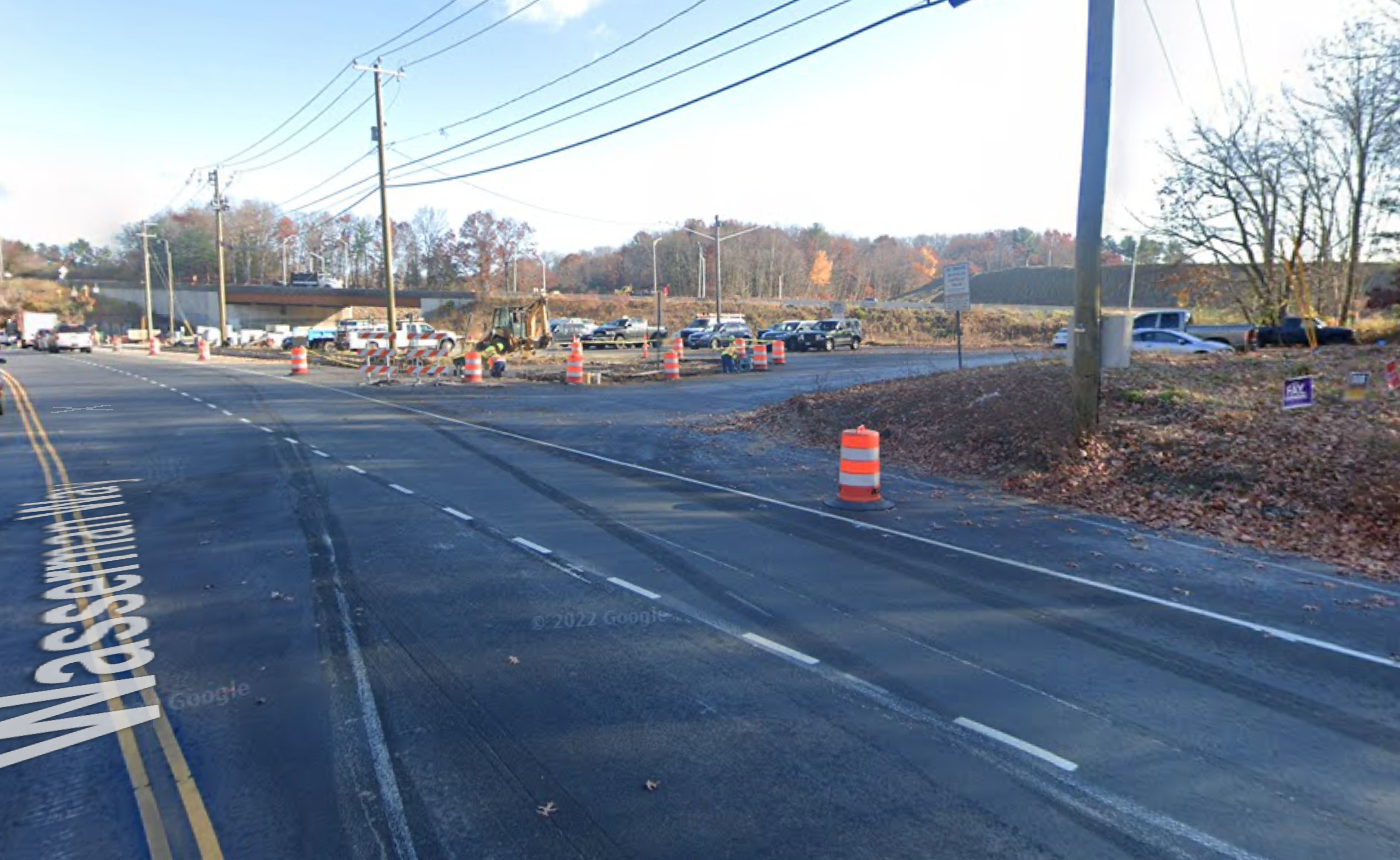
left=284, top=437, right=300, bottom=445
left=389, top=484, right=415, bottom=496
left=221, top=410, right=233, bottom=416
left=347, top=465, right=367, bottom=475
left=607, top=577, right=661, bottom=600
left=239, top=418, right=251, bottom=424
left=313, top=450, right=330, bottom=459
left=207, top=404, right=218, bottom=410
left=260, top=426, right=274, bottom=434
left=442, top=507, right=474, bottom=523
left=511, top=537, right=553, bottom=555
left=742, top=633, right=820, bottom=666
left=953, top=717, right=1079, bottom=772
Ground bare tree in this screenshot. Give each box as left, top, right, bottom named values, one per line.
left=1294, top=19, right=1400, bottom=323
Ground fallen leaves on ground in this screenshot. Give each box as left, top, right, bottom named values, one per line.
left=731, top=348, right=1399, bottom=582
left=537, top=801, right=557, bottom=818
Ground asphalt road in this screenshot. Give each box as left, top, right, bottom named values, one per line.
left=1, top=345, right=1397, bottom=860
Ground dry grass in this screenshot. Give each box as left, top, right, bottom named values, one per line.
left=737, top=348, right=1400, bottom=580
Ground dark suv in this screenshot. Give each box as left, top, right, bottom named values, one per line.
left=796, top=318, right=862, bottom=351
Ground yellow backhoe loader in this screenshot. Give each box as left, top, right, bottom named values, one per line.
left=473, top=298, right=551, bottom=356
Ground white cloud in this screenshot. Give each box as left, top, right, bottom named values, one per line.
left=503, top=0, right=604, bottom=28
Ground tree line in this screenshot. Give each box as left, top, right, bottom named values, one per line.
left=6, top=207, right=1185, bottom=304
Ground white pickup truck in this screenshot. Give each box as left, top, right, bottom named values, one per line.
left=342, top=321, right=458, bottom=352
left=49, top=324, right=94, bottom=353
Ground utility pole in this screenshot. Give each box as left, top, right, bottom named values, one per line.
left=209, top=169, right=229, bottom=345
left=714, top=215, right=722, bottom=320
left=162, top=239, right=175, bottom=340
left=354, top=58, right=406, bottom=345
left=697, top=243, right=704, bottom=298
left=1071, top=0, right=1115, bottom=438
left=538, top=252, right=547, bottom=293
left=139, top=224, right=155, bottom=338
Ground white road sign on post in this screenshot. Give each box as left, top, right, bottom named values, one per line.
left=943, top=263, right=971, bottom=312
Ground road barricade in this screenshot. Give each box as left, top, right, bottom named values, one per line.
left=663, top=351, right=680, bottom=381
left=824, top=425, right=894, bottom=511
left=359, top=347, right=393, bottom=385
left=752, top=343, right=768, bottom=371
left=566, top=346, right=585, bottom=385
left=290, top=345, right=309, bottom=376
left=461, top=351, right=483, bottom=383
left=770, top=340, right=786, bottom=365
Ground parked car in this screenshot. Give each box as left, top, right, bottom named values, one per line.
left=686, top=321, right=752, bottom=349
left=1133, top=310, right=1256, bottom=350
left=1131, top=328, right=1233, bottom=355
left=1256, top=316, right=1358, bottom=347
left=1052, top=328, right=1070, bottom=349
left=32, top=329, right=56, bottom=351
left=581, top=317, right=666, bottom=348
left=795, top=318, right=863, bottom=351
left=676, top=314, right=746, bottom=344
left=550, top=317, right=596, bottom=335
left=51, top=324, right=94, bottom=353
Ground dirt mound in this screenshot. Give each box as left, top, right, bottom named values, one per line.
left=737, top=349, right=1400, bottom=580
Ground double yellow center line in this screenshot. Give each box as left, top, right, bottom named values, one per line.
left=3, top=369, right=225, bottom=860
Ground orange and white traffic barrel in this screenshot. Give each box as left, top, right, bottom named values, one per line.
left=566, top=346, right=585, bottom=385
left=148, top=337, right=161, bottom=357
left=673, top=337, right=684, bottom=360
left=752, top=343, right=769, bottom=371
left=290, top=345, right=309, bottom=376
left=462, top=351, right=483, bottom=383
left=197, top=338, right=211, bottom=361
left=771, top=339, right=786, bottom=364
left=733, top=338, right=746, bottom=360
left=663, top=350, right=680, bottom=381
left=111, top=336, right=122, bottom=353
left=825, top=425, right=894, bottom=511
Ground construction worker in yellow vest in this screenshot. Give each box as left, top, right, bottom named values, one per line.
left=720, top=342, right=738, bottom=374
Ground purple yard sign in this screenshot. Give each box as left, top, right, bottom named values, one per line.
left=1282, top=376, right=1314, bottom=410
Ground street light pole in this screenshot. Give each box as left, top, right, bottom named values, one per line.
left=537, top=252, right=547, bottom=293
left=652, top=235, right=663, bottom=332
left=281, top=236, right=295, bottom=285
left=335, top=236, right=350, bottom=286
left=1127, top=236, right=1140, bottom=312
left=713, top=215, right=722, bottom=320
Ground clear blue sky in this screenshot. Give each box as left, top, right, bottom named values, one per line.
left=0, top=0, right=1374, bottom=253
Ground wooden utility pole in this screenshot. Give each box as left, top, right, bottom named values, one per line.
left=355, top=58, right=405, bottom=345
left=1071, top=0, right=1116, bottom=437
left=139, top=224, right=155, bottom=337
left=209, top=169, right=229, bottom=345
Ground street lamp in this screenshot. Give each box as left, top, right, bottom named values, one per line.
left=652, top=235, right=664, bottom=332
left=281, top=236, right=296, bottom=285
left=537, top=251, right=547, bottom=293
left=334, top=237, right=350, bottom=286
left=679, top=220, right=763, bottom=319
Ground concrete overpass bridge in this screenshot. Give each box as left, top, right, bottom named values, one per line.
left=92, top=282, right=478, bottom=331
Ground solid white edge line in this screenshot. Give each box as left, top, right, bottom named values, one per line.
left=954, top=717, right=1079, bottom=772
left=512, top=537, right=552, bottom=555
left=215, top=363, right=1400, bottom=671
left=742, top=632, right=820, bottom=665
left=442, top=507, right=474, bottom=522
left=313, top=450, right=330, bottom=458
left=347, top=465, right=367, bottom=475
left=389, top=483, right=414, bottom=495
left=606, top=577, right=661, bottom=600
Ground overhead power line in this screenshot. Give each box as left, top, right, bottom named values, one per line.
left=235, top=91, right=377, bottom=174
left=357, top=0, right=462, bottom=57
left=223, top=72, right=366, bottom=168
left=206, top=65, right=352, bottom=167
left=1141, top=0, right=1184, bottom=105
left=396, top=0, right=716, bottom=145
left=290, top=0, right=813, bottom=213
left=404, top=0, right=545, bottom=67
left=389, top=0, right=947, bottom=190
left=389, top=143, right=669, bottom=228
left=391, top=0, right=858, bottom=182
left=1228, top=0, right=1253, bottom=93
left=1194, top=0, right=1229, bottom=102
